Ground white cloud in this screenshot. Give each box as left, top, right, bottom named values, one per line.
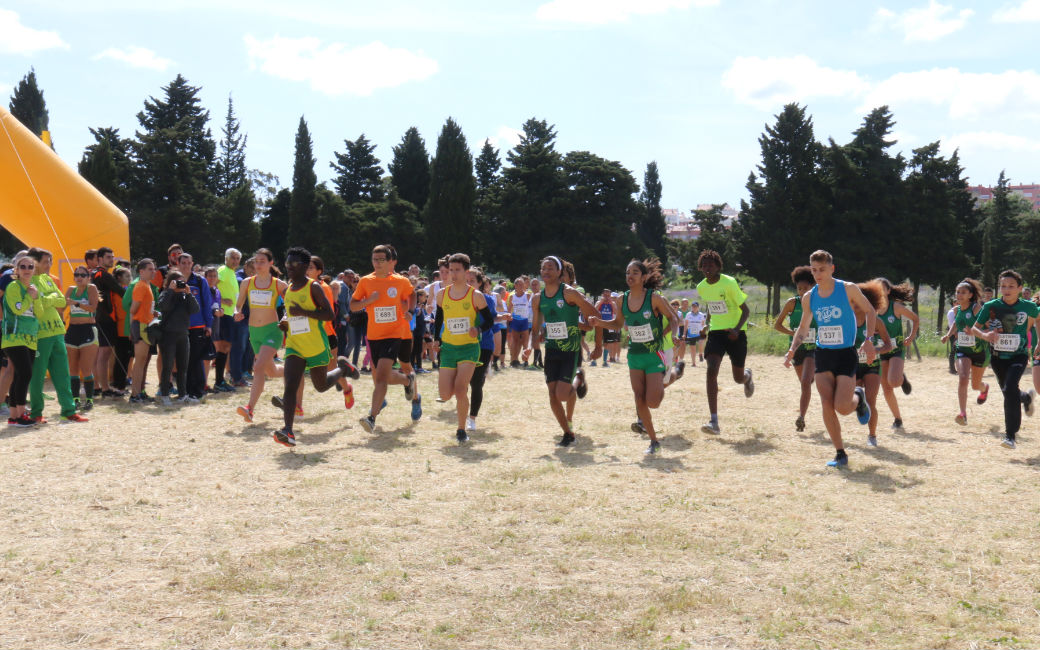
left=992, top=0, right=1040, bottom=22
left=943, top=131, right=1040, bottom=154
left=721, top=55, right=869, bottom=111
left=243, top=35, right=438, bottom=97
left=874, top=1, right=973, bottom=41
left=860, top=68, right=1040, bottom=119
left=92, top=46, right=173, bottom=71
left=482, top=126, right=524, bottom=152
left=535, top=0, right=717, bottom=25
left=0, top=9, right=68, bottom=55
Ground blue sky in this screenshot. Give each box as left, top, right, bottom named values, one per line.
left=3, top=0, right=1039, bottom=214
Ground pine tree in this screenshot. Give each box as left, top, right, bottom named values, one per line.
left=79, top=127, right=134, bottom=207
left=638, top=161, right=667, bottom=268
left=423, top=118, right=476, bottom=261
left=331, top=133, right=384, bottom=204
left=388, top=127, right=431, bottom=211
left=259, top=189, right=292, bottom=262
left=473, top=140, right=502, bottom=263
left=289, top=116, right=318, bottom=250
left=215, top=94, right=248, bottom=197
left=8, top=68, right=51, bottom=145
left=474, top=140, right=501, bottom=191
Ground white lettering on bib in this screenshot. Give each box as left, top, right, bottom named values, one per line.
left=817, top=325, right=844, bottom=346
left=70, top=302, right=89, bottom=316
left=957, top=332, right=976, bottom=348
left=628, top=323, right=654, bottom=343
left=994, top=333, right=1020, bottom=353
left=374, top=306, right=396, bottom=324
left=288, top=316, right=310, bottom=336
left=513, top=307, right=526, bottom=318
left=545, top=321, right=567, bottom=340
left=805, top=328, right=816, bottom=343
left=250, top=289, right=272, bottom=306
left=707, top=301, right=728, bottom=315
left=858, top=347, right=868, bottom=363
left=446, top=317, right=470, bottom=335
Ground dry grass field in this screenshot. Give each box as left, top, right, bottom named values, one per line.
left=1, top=353, right=1039, bottom=649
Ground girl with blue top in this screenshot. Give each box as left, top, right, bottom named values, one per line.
left=785, top=250, right=878, bottom=468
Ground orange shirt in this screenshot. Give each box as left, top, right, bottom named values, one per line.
left=319, top=281, right=336, bottom=336
left=353, top=273, right=414, bottom=340
left=114, top=288, right=129, bottom=336
left=132, top=280, right=154, bottom=324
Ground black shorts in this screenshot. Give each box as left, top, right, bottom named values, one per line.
left=216, top=315, right=235, bottom=343
left=397, top=338, right=413, bottom=365
left=544, top=348, right=581, bottom=384
left=65, top=323, right=98, bottom=348
left=814, top=347, right=858, bottom=378
left=96, top=316, right=118, bottom=348
left=327, top=333, right=338, bottom=352
left=704, top=330, right=748, bottom=367
left=959, top=349, right=988, bottom=368
left=792, top=346, right=815, bottom=366
left=603, top=330, right=621, bottom=344
left=130, top=320, right=144, bottom=345
left=856, top=363, right=880, bottom=380
left=685, top=334, right=701, bottom=344
left=880, top=346, right=904, bottom=361
left=368, top=338, right=401, bottom=365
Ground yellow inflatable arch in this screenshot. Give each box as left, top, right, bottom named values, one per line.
left=0, top=106, right=129, bottom=286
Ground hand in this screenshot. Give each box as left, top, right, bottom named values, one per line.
left=940, top=334, right=949, bottom=344
left=367, top=291, right=380, bottom=304
left=278, top=320, right=289, bottom=333
left=288, top=305, right=306, bottom=317
left=26, top=285, right=39, bottom=299
left=205, top=327, right=212, bottom=337
left=469, top=326, right=479, bottom=339
left=234, top=312, right=244, bottom=322
left=902, top=336, right=913, bottom=347
left=860, top=339, right=877, bottom=365
left=727, top=327, right=739, bottom=341
left=590, top=344, right=602, bottom=360
left=433, top=341, right=441, bottom=353
left=783, top=350, right=793, bottom=368
left=985, top=331, right=1000, bottom=344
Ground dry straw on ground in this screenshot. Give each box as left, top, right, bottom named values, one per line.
left=1, top=354, right=1038, bottom=648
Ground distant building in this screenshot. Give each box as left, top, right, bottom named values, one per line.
left=665, top=203, right=739, bottom=240
left=968, top=183, right=1040, bottom=211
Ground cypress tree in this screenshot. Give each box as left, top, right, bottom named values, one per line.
left=259, top=188, right=292, bottom=262
left=289, top=116, right=318, bottom=250
left=423, top=117, right=476, bottom=260
left=215, top=94, right=248, bottom=197
left=8, top=68, right=51, bottom=145
left=638, top=161, right=667, bottom=268
left=388, top=127, right=431, bottom=212
left=331, top=133, right=384, bottom=205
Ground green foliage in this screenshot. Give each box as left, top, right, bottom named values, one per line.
left=423, top=117, right=475, bottom=262
left=388, top=127, right=431, bottom=212
left=214, top=94, right=248, bottom=197
left=259, top=189, right=292, bottom=262
left=331, top=133, right=384, bottom=205
left=637, top=161, right=667, bottom=268
left=8, top=68, right=50, bottom=142
left=473, top=140, right=502, bottom=262
left=289, top=116, right=318, bottom=251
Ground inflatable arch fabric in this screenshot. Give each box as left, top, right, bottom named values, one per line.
left=0, top=106, right=129, bottom=285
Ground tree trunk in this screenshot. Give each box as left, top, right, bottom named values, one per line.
left=772, top=281, right=782, bottom=317
left=765, top=284, right=772, bottom=321
left=912, top=279, right=921, bottom=318
left=936, top=285, right=946, bottom=334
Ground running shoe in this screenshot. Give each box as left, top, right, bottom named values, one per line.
left=826, top=453, right=849, bottom=468
left=60, top=413, right=89, bottom=424
left=181, top=396, right=201, bottom=405
left=236, top=405, right=254, bottom=423
left=574, top=369, right=588, bottom=399
left=466, top=415, right=476, bottom=431
left=404, top=373, right=416, bottom=401
left=631, top=421, right=647, bottom=434
left=160, top=395, right=173, bottom=407
left=510, top=360, right=521, bottom=369
left=0, top=403, right=8, bottom=417
left=233, top=379, right=250, bottom=388
left=273, top=429, right=296, bottom=447
left=556, top=432, right=576, bottom=447
left=80, top=399, right=94, bottom=412
left=215, top=381, right=236, bottom=393
left=129, top=394, right=144, bottom=404
left=891, top=418, right=904, bottom=431
left=867, top=434, right=877, bottom=447
left=701, top=421, right=721, bottom=435
left=337, top=356, right=361, bottom=380
left=102, top=388, right=126, bottom=398
left=411, top=395, right=423, bottom=421
left=977, top=384, right=989, bottom=405
left=646, top=440, right=661, bottom=455
left=1000, top=436, right=1016, bottom=449
left=795, top=416, right=806, bottom=432
left=360, top=367, right=372, bottom=374
left=901, top=375, right=912, bottom=395
left=359, top=415, right=376, bottom=433
left=673, top=361, right=686, bottom=382
left=590, top=360, right=597, bottom=367
left=955, top=413, right=967, bottom=426
left=743, top=368, right=754, bottom=398
left=456, top=428, right=469, bottom=444
left=7, top=416, right=35, bottom=427
left=854, top=386, right=871, bottom=425
left=31, top=416, right=48, bottom=425
left=1025, top=389, right=1036, bottom=417
left=343, top=385, right=355, bottom=409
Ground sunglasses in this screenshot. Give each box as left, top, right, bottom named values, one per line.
left=73, top=272, right=89, bottom=277
left=17, top=264, right=35, bottom=270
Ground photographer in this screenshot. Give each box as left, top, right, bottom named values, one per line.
left=157, top=270, right=199, bottom=405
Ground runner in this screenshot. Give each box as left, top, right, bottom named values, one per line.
left=529, top=277, right=544, bottom=368
left=350, top=244, right=417, bottom=434
left=695, top=250, right=754, bottom=435
left=773, top=265, right=817, bottom=431
left=971, top=269, right=1040, bottom=450
left=876, top=278, right=919, bottom=432
left=674, top=298, right=689, bottom=365
left=432, top=253, right=492, bottom=442
left=590, top=258, right=680, bottom=454
left=64, top=265, right=100, bottom=411
left=271, top=247, right=358, bottom=447
left=784, top=250, right=877, bottom=468
left=593, top=288, right=616, bottom=368
left=853, top=281, right=895, bottom=447
left=684, top=302, right=706, bottom=366
left=234, top=248, right=287, bottom=422
left=507, top=276, right=532, bottom=368
left=531, top=255, right=602, bottom=447
left=3, top=254, right=43, bottom=427
left=940, top=277, right=990, bottom=425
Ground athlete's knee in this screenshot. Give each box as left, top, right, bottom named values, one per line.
left=646, top=395, right=663, bottom=409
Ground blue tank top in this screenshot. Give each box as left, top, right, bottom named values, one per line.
left=599, top=300, right=614, bottom=320
left=809, top=280, right=857, bottom=350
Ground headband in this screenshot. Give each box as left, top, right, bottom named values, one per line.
left=546, top=255, right=562, bottom=270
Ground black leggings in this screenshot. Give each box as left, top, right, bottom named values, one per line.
left=991, top=354, right=1029, bottom=438
left=159, top=331, right=189, bottom=397
left=5, top=345, right=34, bottom=407
left=412, top=332, right=424, bottom=369
left=469, top=348, right=493, bottom=417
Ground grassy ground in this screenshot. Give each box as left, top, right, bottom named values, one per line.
left=1, top=352, right=1038, bottom=648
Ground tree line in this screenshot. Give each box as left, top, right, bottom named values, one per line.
left=4, top=72, right=668, bottom=297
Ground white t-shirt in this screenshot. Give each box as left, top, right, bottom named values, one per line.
left=685, top=311, right=706, bottom=336
left=946, top=307, right=956, bottom=328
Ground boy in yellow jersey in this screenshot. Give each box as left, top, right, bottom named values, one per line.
left=434, top=253, right=493, bottom=443
left=270, top=247, right=358, bottom=447
left=695, top=249, right=754, bottom=435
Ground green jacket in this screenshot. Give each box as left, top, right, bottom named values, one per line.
left=32, top=273, right=67, bottom=339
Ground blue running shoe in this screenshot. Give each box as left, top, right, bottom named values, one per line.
left=854, top=386, right=870, bottom=425
left=826, top=454, right=849, bottom=468
left=411, top=394, right=422, bottom=421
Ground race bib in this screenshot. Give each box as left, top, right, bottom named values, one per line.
left=994, top=333, right=1020, bottom=353
left=70, top=302, right=89, bottom=316
left=707, top=301, right=728, bottom=315
left=629, top=323, right=654, bottom=343
left=446, top=317, right=470, bottom=335
left=805, top=328, right=816, bottom=343
left=545, top=321, right=568, bottom=340
left=250, top=289, right=272, bottom=306
left=513, top=308, right=526, bottom=319
left=374, top=306, right=396, bottom=324
left=817, top=325, right=844, bottom=346
left=957, top=332, right=976, bottom=348
left=288, top=316, right=310, bottom=336
left=858, top=347, right=867, bottom=363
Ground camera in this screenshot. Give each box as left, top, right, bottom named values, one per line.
left=175, top=280, right=187, bottom=289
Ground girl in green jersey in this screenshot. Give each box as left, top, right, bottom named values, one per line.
left=876, top=279, right=919, bottom=432
left=940, top=277, right=989, bottom=425
left=774, top=266, right=817, bottom=432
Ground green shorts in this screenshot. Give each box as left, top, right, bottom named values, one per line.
left=250, top=321, right=283, bottom=354
left=286, top=346, right=331, bottom=370
left=439, top=342, right=480, bottom=369
left=627, top=351, right=667, bottom=374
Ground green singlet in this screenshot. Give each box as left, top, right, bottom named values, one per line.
left=789, top=299, right=817, bottom=350
left=539, top=285, right=581, bottom=353
left=622, top=289, right=664, bottom=355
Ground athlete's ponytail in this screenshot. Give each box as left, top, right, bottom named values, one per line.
left=857, top=279, right=889, bottom=314
left=956, top=277, right=984, bottom=305
left=628, top=258, right=664, bottom=291
left=876, top=277, right=913, bottom=304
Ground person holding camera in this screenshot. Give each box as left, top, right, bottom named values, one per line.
left=156, top=270, right=200, bottom=406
